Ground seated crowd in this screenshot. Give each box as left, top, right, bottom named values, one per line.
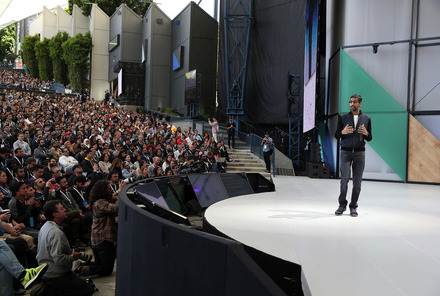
left=0, top=68, right=233, bottom=295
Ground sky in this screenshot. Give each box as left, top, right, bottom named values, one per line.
left=157, top=0, right=218, bottom=20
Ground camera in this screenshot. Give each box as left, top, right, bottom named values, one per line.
left=123, top=177, right=136, bottom=184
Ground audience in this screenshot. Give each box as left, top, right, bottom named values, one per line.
left=0, top=68, right=224, bottom=292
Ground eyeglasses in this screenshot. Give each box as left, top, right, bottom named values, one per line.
left=349, top=100, right=359, bottom=104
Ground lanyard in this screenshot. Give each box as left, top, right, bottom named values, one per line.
left=73, top=187, right=85, bottom=202
left=60, top=191, right=75, bottom=210
left=14, top=156, right=23, bottom=167
left=110, top=184, right=118, bottom=193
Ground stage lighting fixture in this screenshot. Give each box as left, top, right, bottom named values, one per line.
left=372, top=44, right=379, bottom=54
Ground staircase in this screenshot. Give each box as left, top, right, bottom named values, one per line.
left=224, top=140, right=272, bottom=180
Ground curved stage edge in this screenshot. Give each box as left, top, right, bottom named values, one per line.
left=116, top=173, right=300, bottom=296
left=204, top=176, right=440, bottom=296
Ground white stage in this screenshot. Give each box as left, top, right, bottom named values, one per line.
left=205, top=176, right=440, bottom=296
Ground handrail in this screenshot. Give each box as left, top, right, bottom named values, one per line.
left=238, top=119, right=255, bottom=134
left=237, top=131, right=275, bottom=177
left=274, top=126, right=297, bottom=142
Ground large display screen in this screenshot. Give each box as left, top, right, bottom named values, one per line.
left=188, top=174, right=229, bottom=208
left=303, top=0, right=319, bottom=133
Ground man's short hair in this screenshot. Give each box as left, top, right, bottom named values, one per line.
left=33, top=164, right=43, bottom=172
left=26, top=157, right=36, bottom=165
left=72, top=164, right=81, bottom=171
left=107, top=170, right=119, bottom=180
left=350, top=94, right=363, bottom=103
left=55, top=175, right=66, bottom=184
left=0, top=147, right=10, bottom=154
left=10, top=181, right=25, bottom=195
left=74, top=175, right=87, bottom=184
left=43, top=200, right=61, bottom=221
left=14, top=148, right=23, bottom=154
left=50, top=166, right=60, bottom=174
left=32, top=178, right=43, bottom=188
left=13, top=166, right=24, bottom=175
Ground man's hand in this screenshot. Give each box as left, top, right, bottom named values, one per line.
left=0, top=212, right=11, bottom=221
left=358, top=124, right=369, bottom=136
left=342, top=124, right=354, bottom=135
left=26, top=198, right=36, bottom=206
left=119, top=180, right=126, bottom=190
left=72, top=249, right=82, bottom=260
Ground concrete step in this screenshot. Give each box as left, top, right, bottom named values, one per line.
left=228, top=150, right=251, bottom=154
left=223, top=142, right=271, bottom=180
left=227, top=162, right=264, bottom=168
left=226, top=167, right=268, bottom=173
left=231, top=156, right=262, bottom=163
left=229, top=150, right=252, bottom=154
left=229, top=157, right=260, bottom=162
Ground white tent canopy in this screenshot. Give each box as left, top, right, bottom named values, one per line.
left=0, top=0, right=67, bottom=29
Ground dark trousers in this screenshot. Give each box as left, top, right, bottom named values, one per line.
left=89, top=241, right=116, bottom=276
left=338, top=150, right=365, bottom=209
left=263, top=151, right=271, bottom=171
left=228, top=134, right=235, bottom=148
left=43, top=272, right=94, bottom=296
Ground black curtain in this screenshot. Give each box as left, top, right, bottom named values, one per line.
left=219, top=0, right=306, bottom=125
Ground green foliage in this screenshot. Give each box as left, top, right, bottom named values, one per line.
left=22, top=35, right=40, bottom=77
left=137, top=106, right=147, bottom=114
left=68, top=0, right=152, bottom=17
left=49, top=32, right=69, bottom=85
left=62, top=32, right=93, bottom=92
left=0, top=24, right=16, bottom=61
left=35, top=38, right=53, bottom=81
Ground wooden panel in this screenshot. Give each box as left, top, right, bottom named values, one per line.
left=408, top=115, right=440, bottom=183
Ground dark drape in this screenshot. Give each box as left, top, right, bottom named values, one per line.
left=219, top=0, right=306, bottom=125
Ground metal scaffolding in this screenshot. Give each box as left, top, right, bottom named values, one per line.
left=288, top=74, right=301, bottom=166
left=224, top=0, right=252, bottom=117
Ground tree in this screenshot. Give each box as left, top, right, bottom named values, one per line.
left=35, top=38, right=53, bottom=81
left=67, top=0, right=152, bottom=17
left=49, top=32, right=69, bottom=85
left=22, top=35, right=40, bottom=77
left=62, top=32, right=93, bottom=92
left=0, top=24, right=16, bottom=61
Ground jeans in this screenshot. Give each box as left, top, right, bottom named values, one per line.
left=89, top=241, right=116, bottom=276
left=338, top=150, right=365, bottom=209
left=0, top=239, right=25, bottom=296
left=263, top=151, right=271, bottom=171
left=228, top=134, right=235, bottom=148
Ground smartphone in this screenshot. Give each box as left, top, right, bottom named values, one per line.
left=49, top=179, right=56, bottom=190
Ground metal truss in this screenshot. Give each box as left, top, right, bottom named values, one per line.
left=224, top=0, right=252, bottom=116
left=288, top=74, right=301, bottom=166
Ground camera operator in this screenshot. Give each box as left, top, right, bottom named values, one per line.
left=179, top=156, right=202, bottom=174
left=261, top=132, right=273, bottom=173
